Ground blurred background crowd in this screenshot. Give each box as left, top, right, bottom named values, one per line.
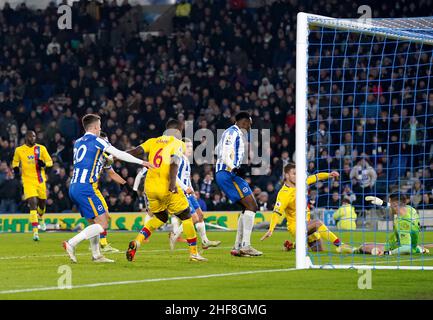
left=1, top=0, right=433, bottom=213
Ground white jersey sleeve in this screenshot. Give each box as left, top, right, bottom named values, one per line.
left=95, top=137, right=110, bottom=152
left=105, top=145, right=144, bottom=165
left=215, top=126, right=244, bottom=172
left=177, top=155, right=193, bottom=192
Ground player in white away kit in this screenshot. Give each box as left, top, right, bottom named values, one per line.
left=169, top=138, right=221, bottom=250
left=63, top=114, right=152, bottom=263
left=215, top=111, right=262, bottom=257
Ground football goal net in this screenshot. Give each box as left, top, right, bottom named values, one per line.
left=296, top=12, right=433, bottom=270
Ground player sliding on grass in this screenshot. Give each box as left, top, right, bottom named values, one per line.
left=169, top=138, right=221, bottom=250
left=126, top=119, right=207, bottom=262
left=63, top=114, right=152, bottom=263
left=261, top=163, right=354, bottom=253
left=354, top=193, right=429, bottom=256
left=12, top=131, right=53, bottom=241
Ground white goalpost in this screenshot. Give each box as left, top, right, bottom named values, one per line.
left=296, top=12, right=433, bottom=270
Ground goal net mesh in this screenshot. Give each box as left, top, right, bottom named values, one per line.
left=303, top=15, right=433, bottom=269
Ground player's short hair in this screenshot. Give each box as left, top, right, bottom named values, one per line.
left=166, top=119, right=180, bottom=130
left=235, top=111, right=251, bottom=122
left=389, top=192, right=408, bottom=203
left=341, top=197, right=351, bottom=205
left=82, top=114, right=101, bottom=130
left=284, top=163, right=296, bottom=174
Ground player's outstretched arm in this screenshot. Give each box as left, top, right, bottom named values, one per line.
left=127, top=146, right=145, bottom=159
left=105, top=145, right=153, bottom=168
left=306, top=171, right=339, bottom=185
left=107, top=168, right=126, bottom=185
left=329, top=171, right=339, bottom=179
left=261, top=212, right=281, bottom=241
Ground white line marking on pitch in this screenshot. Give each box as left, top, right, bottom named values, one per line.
left=354, top=256, right=433, bottom=265
left=0, top=246, right=233, bottom=261
left=0, top=268, right=297, bottom=295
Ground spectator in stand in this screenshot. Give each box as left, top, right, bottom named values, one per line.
left=341, top=184, right=357, bottom=204
left=257, top=191, right=272, bottom=211
left=328, top=191, right=341, bottom=209
left=173, top=0, right=191, bottom=30
left=0, top=168, right=21, bottom=213
left=119, top=194, right=134, bottom=212
left=46, top=37, right=61, bottom=55
left=207, top=192, right=227, bottom=211
left=200, top=173, right=214, bottom=201
left=195, top=191, right=207, bottom=212
left=350, top=157, right=377, bottom=209
left=402, top=116, right=425, bottom=169
left=258, top=77, right=275, bottom=100
left=409, top=179, right=426, bottom=209
left=230, top=0, right=246, bottom=10
left=56, top=190, right=71, bottom=213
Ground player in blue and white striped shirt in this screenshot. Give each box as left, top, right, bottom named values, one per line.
left=169, top=138, right=221, bottom=250
left=215, top=111, right=262, bottom=257
left=63, top=114, right=152, bottom=263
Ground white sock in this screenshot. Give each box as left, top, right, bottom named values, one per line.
left=68, top=224, right=104, bottom=247
left=234, top=213, right=244, bottom=250
left=144, top=213, right=152, bottom=225
left=172, top=216, right=181, bottom=234
left=196, top=221, right=209, bottom=243
left=242, top=210, right=256, bottom=247
left=174, top=224, right=183, bottom=240
left=90, top=236, right=101, bottom=258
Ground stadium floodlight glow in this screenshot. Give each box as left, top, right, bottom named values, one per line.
left=296, top=12, right=433, bottom=270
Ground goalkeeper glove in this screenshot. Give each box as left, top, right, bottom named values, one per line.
left=37, top=159, right=46, bottom=168
left=365, top=196, right=385, bottom=206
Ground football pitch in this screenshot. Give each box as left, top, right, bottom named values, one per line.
left=1, top=231, right=433, bottom=300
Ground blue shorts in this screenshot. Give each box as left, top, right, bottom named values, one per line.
left=215, top=170, right=252, bottom=203
left=69, top=183, right=108, bottom=219
left=186, top=194, right=201, bottom=214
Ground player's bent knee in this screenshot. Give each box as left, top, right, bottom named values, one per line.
left=153, top=210, right=169, bottom=223
left=245, top=200, right=258, bottom=212
left=175, top=207, right=191, bottom=221
left=310, top=219, right=322, bottom=228
left=308, top=240, right=323, bottom=252
left=195, top=209, right=204, bottom=220
left=191, top=212, right=199, bottom=223
left=94, top=214, right=109, bottom=229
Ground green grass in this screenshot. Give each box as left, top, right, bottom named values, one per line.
left=1, top=230, right=433, bottom=299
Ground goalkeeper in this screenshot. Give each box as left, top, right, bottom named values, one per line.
left=355, top=193, right=428, bottom=255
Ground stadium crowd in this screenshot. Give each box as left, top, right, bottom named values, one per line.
left=1, top=0, right=433, bottom=214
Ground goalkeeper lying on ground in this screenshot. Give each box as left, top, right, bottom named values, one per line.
left=354, top=193, right=429, bottom=256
